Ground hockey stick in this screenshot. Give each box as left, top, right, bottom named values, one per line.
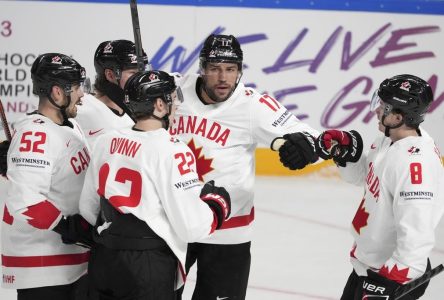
left=129, top=0, right=152, bottom=71
left=0, top=98, right=12, bottom=141
left=393, top=264, right=444, bottom=299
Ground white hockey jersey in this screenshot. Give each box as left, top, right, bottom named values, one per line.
left=75, top=94, right=134, bottom=147
left=339, top=128, right=444, bottom=283
left=170, top=74, right=319, bottom=244
left=79, top=127, right=217, bottom=288
left=2, top=113, right=90, bottom=289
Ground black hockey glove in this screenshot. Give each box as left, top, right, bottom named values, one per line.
left=0, top=140, right=10, bottom=177
left=354, top=270, right=401, bottom=300
left=53, top=214, right=93, bottom=248
left=200, top=180, right=231, bottom=230
left=278, top=132, right=318, bottom=170
left=316, top=130, right=363, bottom=167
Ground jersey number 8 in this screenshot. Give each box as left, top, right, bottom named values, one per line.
left=410, top=162, right=422, bottom=184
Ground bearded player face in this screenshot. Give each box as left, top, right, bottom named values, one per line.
left=201, top=62, right=240, bottom=103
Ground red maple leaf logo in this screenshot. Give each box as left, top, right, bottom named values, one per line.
left=379, top=264, right=411, bottom=284
left=187, top=139, right=214, bottom=181
left=352, top=198, right=369, bottom=234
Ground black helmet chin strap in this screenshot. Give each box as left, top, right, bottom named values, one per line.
left=162, top=110, right=170, bottom=130
left=151, top=114, right=169, bottom=129
left=102, top=79, right=126, bottom=109
left=101, top=79, right=136, bottom=122
left=382, top=114, right=404, bottom=137
left=151, top=102, right=171, bottom=129
left=47, top=90, right=71, bottom=125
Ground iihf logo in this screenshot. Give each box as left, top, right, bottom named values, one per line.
left=244, top=89, right=254, bottom=96
left=51, top=56, right=62, bottom=65
left=103, top=42, right=113, bottom=54
left=400, top=81, right=411, bottom=91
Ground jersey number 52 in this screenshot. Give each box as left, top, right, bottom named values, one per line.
left=19, top=131, right=46, bottom=153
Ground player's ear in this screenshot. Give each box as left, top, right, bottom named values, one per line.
left=153, top=98, right=166, bottom=115
left=50, top=85, right=64, bottom=103
left=104, top=69, right=115, bottom=82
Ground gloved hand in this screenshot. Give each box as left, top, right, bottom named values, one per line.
left=278, top=132, right=318, bottom=170
left=316, top=130, right=363, bottom=167
left=200, top=180, right=231, bottom=229
left=354, top=269, right=401, bottom=300
left=0, top=140, right=10, bottom=177
left=53, top=214, right=93, bottom=248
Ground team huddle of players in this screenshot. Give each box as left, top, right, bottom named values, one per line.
left=0, top=34, right=442, bottom=300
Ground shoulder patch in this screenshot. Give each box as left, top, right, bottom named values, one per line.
left=170, top=137, right=180, bottom=143
left=244, top=88, right=255, bottom=96
left=407, top=146, right=421, bottom=156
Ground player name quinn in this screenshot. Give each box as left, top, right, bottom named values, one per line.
left=109, top=138, right=141, bottom=158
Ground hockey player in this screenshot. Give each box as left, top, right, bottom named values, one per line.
left=75, top=39, right=149, bottom=146
left=79, top=70, right=232, bottom=300
left=171, top=34, right=319, bottom=299
left=1, top=53, right=92, bottom=299
left=316, top=74, right=443, bottom=299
